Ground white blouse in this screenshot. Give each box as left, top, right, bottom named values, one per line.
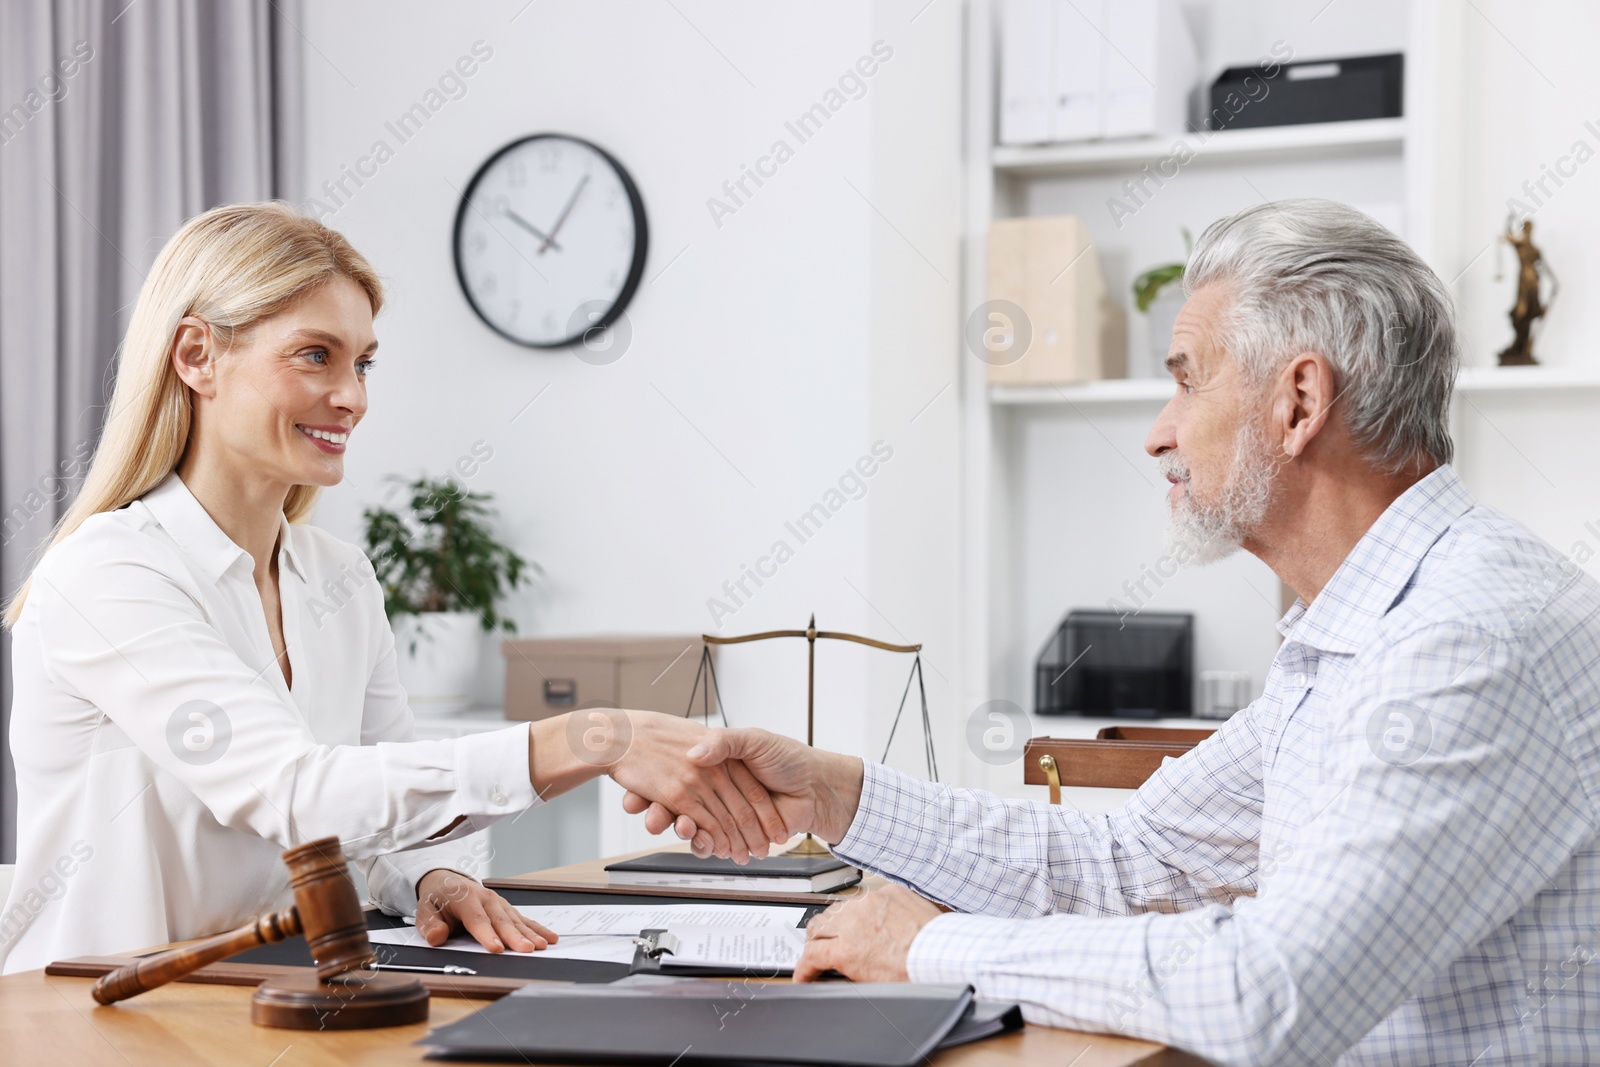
left=0, top=472, right=538, bottom=974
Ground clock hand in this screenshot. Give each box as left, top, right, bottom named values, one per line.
left=503, top=207, right=562, bottom=253
left=537, top=173, right=590, bottom=255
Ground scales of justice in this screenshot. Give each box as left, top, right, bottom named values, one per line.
left=685, top=615, right=938, bottom=856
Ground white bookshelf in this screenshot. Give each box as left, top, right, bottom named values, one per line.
left=957, top=0, right=1467, bottom=800
left=989, top=379, right=1175, bottom=405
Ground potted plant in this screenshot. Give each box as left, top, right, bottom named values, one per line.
left=363, top=475, right=536, bottom=713
left=1131, top=227, right=1192, bottom=378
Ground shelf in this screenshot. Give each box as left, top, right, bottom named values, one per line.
left=991, top=379, right=1172, bottom=405
left=1455, top=365, right=1600, bottom=393
left=991, top=365, right=1600, bottom=407
left=991, top=117, right=1407, bottom=177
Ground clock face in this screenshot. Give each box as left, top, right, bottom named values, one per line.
left=452, top=134, right=648, bottom=349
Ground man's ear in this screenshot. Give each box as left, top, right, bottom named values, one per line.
left=1273, top=352, right=1338, bottom=460
left=171, top=317, right=217, bottom=399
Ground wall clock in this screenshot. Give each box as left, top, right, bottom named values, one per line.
left=452, top=133, right=648, bottom=349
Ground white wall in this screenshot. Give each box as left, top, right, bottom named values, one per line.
left=864, top=5, right=965, bottom=775
left=297, top=2, right=965, bottom=800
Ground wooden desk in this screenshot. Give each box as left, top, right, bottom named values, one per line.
left=3, top=852, right=1203, bottom=1066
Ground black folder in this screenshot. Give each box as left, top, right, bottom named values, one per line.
left=419, top=976, right=978, bottom=1065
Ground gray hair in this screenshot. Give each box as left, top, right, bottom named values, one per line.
left=1183, top=199, right=1458, bottom=474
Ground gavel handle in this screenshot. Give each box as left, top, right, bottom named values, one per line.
left=92, top=906, right=303, bottom=1005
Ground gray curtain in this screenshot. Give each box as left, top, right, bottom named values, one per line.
left=0, top=0, right=302, bottom=862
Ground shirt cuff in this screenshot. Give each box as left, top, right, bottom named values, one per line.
left=906, top=911, right=1080, bottom=987
left=365, top=839, right=480, bottom=916
left=443, top=723, right=538, bottom=825
left=829, top=761, right=940, bottom=870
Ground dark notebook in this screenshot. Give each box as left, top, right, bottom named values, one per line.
left=419, top=976, right=976, bottom=1066
left=606, top=852, right=862, bottom=893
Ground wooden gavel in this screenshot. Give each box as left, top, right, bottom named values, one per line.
left=92, top=836, right=429, bottom=1029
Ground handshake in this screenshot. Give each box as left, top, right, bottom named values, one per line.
left=585, top=709, right=866, bottom=863
left=421, top=708, right=942, bottom=984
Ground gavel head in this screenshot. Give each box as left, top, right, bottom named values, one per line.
left=282, top=837, right=377, bottom=981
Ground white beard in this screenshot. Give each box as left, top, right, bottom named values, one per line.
left=1159, top=418, right=1278, bottom=565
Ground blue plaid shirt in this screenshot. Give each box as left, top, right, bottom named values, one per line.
left=834, top=466, right=1600, bottom=1066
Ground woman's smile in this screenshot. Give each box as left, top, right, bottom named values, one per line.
left=295, top=422, right=351, bottom=453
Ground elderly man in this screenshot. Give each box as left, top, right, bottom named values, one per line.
left=630, top=199, right=1600, bottom=1066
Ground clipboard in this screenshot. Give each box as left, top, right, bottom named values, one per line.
left=629, top=927, right=800, bottom=978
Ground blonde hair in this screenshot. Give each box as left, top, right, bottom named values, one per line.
left=3, top=202, right=383, bottom=628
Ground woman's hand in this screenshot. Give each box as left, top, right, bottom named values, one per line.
left=527, top=708, right=790, bottom=862
left=414, top=869, right=556, bottom=952
left=603, top=710, right=791, bottom=862
left=620, top=727, right=865, bottom=850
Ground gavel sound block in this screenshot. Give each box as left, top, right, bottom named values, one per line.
left=91, top=836, right=429, bottom=1030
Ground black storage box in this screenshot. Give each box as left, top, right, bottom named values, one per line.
left=1035, top=610, right=1192, bottom=718
left=1206, top=52, right=1403, bottom=132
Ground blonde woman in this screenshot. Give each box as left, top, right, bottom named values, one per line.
left=0, top=203, right=785, bottom=975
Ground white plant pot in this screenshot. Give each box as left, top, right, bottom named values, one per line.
left=393, top=611, right=482, bottom=715
left=1134, top=288, right=1187, bottom=378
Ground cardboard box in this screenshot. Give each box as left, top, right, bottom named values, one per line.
left=985, top=215, right=1125, bottom=385
left=501, top=635, right=712, bottom=722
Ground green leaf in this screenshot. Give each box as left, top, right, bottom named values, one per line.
left=1132, top=263, right=1186, bottom=313
left=360, top=474, right=537, bottom=629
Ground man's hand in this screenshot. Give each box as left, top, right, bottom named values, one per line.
left=529, top=709, right=790, bottom=863
left=620, top=727, right=865, bottom=849
left=793, top=886, right=944, bottom=982
left=603, top=711, right=791, bottom=863
left=414, top=869, right=556, bottom=952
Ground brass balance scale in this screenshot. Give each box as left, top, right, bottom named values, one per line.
left=684, top=615, right=937, bottom=856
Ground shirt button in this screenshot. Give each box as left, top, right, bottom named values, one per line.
left=491, top=789, right=509, bottom=806
left=1295, top=672, right=1307, bottom=687
left=379, top=834, right=394, bottom=850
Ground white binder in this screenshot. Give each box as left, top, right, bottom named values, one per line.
left=1000, top=0, right=1197, bottom=145
left=999, top=0, right=1054, bottom=145
left=1051, top=0, right=1103, bottom=141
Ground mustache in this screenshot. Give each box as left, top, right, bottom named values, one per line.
left=1158, top=452, right=1189, bottom=481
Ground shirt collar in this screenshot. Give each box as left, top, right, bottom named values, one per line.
left=138, top=471, right=308, bottom=585
left=1277, top=465, right=1476, bottom=655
